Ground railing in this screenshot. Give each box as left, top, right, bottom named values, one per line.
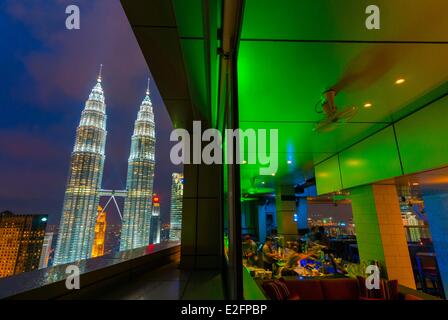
left=0, top=241, right=180, bottom=299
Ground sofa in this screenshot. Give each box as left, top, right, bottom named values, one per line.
left=261, top=277, right=424, bottom=300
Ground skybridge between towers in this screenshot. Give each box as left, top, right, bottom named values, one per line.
left=97, top=189, right=128, bottom=220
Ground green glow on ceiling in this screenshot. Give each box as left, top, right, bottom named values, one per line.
left=339, top=126, right=402, bottom=189
left=396, top=95, right=448, bottom=175
left=315, top=155, right=342, bottom=195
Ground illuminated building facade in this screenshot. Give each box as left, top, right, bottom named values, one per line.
left=0, top=211, right=47, bottom=278
left=92, top=206, right=107, bottom=258
left=169, top=173, right=183, bottom=241
left=54, top=68, right=107, bottom=265
left=104, top=224, right=121, bottom=255
left=160, top=223, right=170, bottom=242
left=150, top=195, right=160, bottom=244
left=120, top=81, right=156, bottom=251
left=38, top=232, right=53, bottom=269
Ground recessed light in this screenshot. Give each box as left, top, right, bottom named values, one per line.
left=395, top=78, right=406, bottom=85
left=271, top=173, right=276, bottom=176
left=242, top=160, right=247, bottom=164
left=364, top=103, right=372, bottom=108
left=412, top=182, right=419, bottom=186
left=287, top=160, right=292, bottom=165
left=261, top=181, right=265, bottom=185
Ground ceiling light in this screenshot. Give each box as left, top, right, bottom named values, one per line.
left=242, top=160, right=247, bottom=164
left=261, top=181, right=265, bottom=185
left=395, top=78, right=406, bottom=85
left=271, top=173, right=276, bottom=176
left=364, top=103, right=372, bottom=108
left=412, top=182, right=419, bottom=186
left=287, top=160, right=292, bottom=165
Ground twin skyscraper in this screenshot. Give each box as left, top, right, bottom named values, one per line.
left=54, top=68, right=156, bottom=265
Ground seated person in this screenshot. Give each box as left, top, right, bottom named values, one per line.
left=280, top=246, right=312, bottom=276
left=242, top=235, right=258, bottom=266
left=262, top=237, right=279, bottom=271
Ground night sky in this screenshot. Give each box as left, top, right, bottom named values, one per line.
left=0, top=0, right=181, bottom=226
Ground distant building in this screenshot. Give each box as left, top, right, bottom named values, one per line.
left=45, top=224, right=58, bottom=234
left=0, top=211, right=47, bottom=278
left=45, top=225, right=58, bottom=267
left=105, top=224, right=121, bottom=255
left=150, top=195, right=161, bottom=244
left=169, top=173, right=184, bottom=241
left=160, top=223, right=170, bottom=242
left=38, top=232, right=54, bottom=269
left=92, top=206, right=107, bottom=258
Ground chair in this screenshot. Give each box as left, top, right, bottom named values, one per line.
left=415, top=252, right=445, bottom=299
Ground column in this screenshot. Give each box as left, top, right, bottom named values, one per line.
left=275, top=186, right=298, bottom=242
left=180, top=163, right=222, bottom=269
left=257, top=205, right=267, bottom=243
left=241, top=201, right=259, bottom=238
left=422, top=193, right=448, bottom=296
left=297, top=197, right=309, bottom=230
left=350, top=184, right=415, bottom=288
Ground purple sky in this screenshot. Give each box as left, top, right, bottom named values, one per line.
left=0, top=0, right=181, bottom=226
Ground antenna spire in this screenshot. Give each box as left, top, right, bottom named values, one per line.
left=146, top=77, right=150, bottom=95
left=97, top=64, right=103, bottom=83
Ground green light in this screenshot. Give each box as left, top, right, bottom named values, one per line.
left=339, top=127, right=402, bottom=189
left=396, top=95, right=448, bottom=175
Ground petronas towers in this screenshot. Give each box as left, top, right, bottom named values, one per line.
left=54, top=68, right=156, bottom=265
left=54, top=69, right=107, bottom=265
left=120, top=81, right=156, bottom=251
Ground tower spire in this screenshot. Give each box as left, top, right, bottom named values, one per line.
left=146, top=77, right=150, bottom=95
left=97, top=64, right=103, bottom=83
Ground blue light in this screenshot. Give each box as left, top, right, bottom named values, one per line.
left=41, top=217, right=47, bottom=222
left=293, top=213, right=298, bottom=222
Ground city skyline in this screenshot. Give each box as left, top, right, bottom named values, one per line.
left=0, top=211, right=47, bottom=277
left=0, top=0, right=182, bottom=227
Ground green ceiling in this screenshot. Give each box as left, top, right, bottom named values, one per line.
left=396, top=95, right=448, bottom=175
left=238, top=42, right=448, bottom=124
left=241, top=0, right=448, bottom=42
left=237, top=0, right=448, bottom=194
left=339, top=126, right=402, bottom=189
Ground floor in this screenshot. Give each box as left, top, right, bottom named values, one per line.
left=101, top=262, right=225, bottom=300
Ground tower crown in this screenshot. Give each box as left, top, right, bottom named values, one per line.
left=135, top=78, right=155, bottom=126
left=141, top=77, right=152, bottom=107
left=88, top=64, right=105, bottom=103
